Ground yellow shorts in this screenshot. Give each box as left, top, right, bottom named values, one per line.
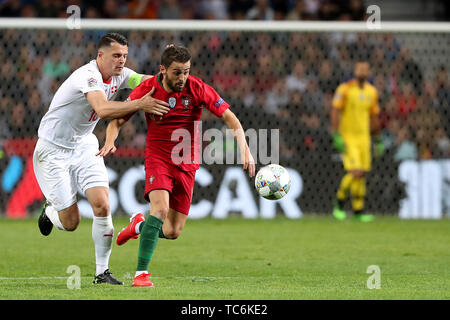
left=342, top=137, right=371, bottom=171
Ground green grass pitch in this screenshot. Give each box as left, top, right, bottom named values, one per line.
left=0, top=216, right=449, bottom=300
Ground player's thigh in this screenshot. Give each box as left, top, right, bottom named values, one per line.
left=85, top=186, right=110, bottom=217
left=33, top=139, right=78, bottom=211
left=343, top=139, right=366, bottom=172
left=73, top=136, right=109, bottom=195
left=162, top=208, right=189, bottom=239
left=360, top=140, right=372, bottom=172
left=169, top=169, right=196, bottom=216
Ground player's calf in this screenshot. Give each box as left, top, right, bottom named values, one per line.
left=58, top=204, right=81, bottom=231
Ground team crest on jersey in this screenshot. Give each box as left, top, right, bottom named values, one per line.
left=149, top=175, right=155, bottom=184
left=87, top=77, right=98, bottom=87
left=168, top=97, right=177, bottom=109
left=181, top=96, right=192, bottom=109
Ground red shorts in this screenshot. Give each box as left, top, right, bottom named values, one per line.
left=144, top=158, right=196, bottom=215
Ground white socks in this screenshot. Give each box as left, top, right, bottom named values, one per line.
left=45, top=205, right=66, bottom=230
left=92, top=215, right=114, bottom=276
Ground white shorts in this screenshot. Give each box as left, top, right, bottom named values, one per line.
left=33, top=134, right=109, bottom=211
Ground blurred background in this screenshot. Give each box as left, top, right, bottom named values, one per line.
left=0, top=0, right=449, bottom=219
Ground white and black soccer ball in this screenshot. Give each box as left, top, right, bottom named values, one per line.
left=255, top=164, right=291, bottom=200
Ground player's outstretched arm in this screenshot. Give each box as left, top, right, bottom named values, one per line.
left=96, top=118, right=127, bottom=157
left=221, top=109, right=256, bottom=178
left=86, top=88, right=170, bottom=119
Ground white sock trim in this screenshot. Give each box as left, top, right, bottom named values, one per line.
left=135, top=270, right=148, bottom=277
left=45, top=205, right=65, bottom=230
left=135, top=221, right=143, bottom=234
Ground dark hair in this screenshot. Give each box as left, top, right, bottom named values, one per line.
left=98, top=32, right=128, bottom=49
left=161, top=45, right=191, bottom=68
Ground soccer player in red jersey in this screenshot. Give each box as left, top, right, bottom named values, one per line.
left=99, top=45, right=255, bottom=287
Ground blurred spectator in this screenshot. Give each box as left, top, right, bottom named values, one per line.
left=43, top=47, right=70, bottom=79
left=211, top=56, right=241, bottom=93
left=228, top=0, right=253, bottom=19
left=24, top=90, right=45, bottom=134
left=379, top=95, right=400, bottom=130
left=264, top=78, right=289, bottom=115
left=128, top=31, right=152, bottom=66
left=254, top=53, right=276, bottom=93
left=432, top=66, right=450, bottom=137
left=393, top=125, right=418, bottom=162
left=117, top=120, right=146, bottom=150
left=286, top=60, right=308, bottom=92
left=435, top=127, right=450, bottom=158
left=318, top=0, right=340, bottom=20
left=33, top=30, right=52, bottom=56
left=246, top=0, right=275, bottom=20
left=8, top=102, right=27, bottom=137
left=395, top=82, right=418, bottom=119
left=34, top=0, right=62, bottom=18
left=318, top=59, right=340, bottom=94
left=21, top=4, right=36, bottom=17
left=0, top=0, right=22, bottom=17
left=272, top=0, right=290, bottom=20
left=127, top=0, right=158, bottom=19
left=286, top=0, right=307, bottom=20
left=303, top=0, right=321, bottom=18
left=346, top=0, right=365, bottom=21
left=201, top=0, right=228, bottom=20
left=398, top=47, right=423, bottom=95
left=102, top=0, right=128, bottom=19
left=270, top=44, right=288, bottom=76
left=0, top=96, right=13, bottom=141
left=158, top=0, right=182, bottom=19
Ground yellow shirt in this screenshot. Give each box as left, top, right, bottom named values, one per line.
left=332, top=79, right=379, bottom=139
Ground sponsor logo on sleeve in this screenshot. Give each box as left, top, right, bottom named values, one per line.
left=87, top=77, right=98, bottom=88
left=214, top=98, right=224, bottom=108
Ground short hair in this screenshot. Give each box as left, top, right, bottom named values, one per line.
left=161, top=45, right=191, bottom=68
left=98, top=32, right=128, bottom=49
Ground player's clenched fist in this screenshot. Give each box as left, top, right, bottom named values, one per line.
left=138, top=87, right=170, bottom=116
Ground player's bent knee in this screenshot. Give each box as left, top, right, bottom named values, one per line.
left=91, top=201, right=110, bottom=217
left=152, top=206, right=170, bottom=221
left=62, top=216, right=80, bottom=231
left=164, top=229, right=182, bottom=240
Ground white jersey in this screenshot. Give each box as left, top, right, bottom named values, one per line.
left=38, top=60, right=135, bottom=149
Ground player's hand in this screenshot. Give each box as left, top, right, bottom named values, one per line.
left=242, top=148, right=256, bottom=178
left=332, top=132, right=346, bottom=153
left=373, top=135, right=385, bottom=158
left=139, top=87, right=170, bottom=116
left=96, top=143, right=117, bottom=157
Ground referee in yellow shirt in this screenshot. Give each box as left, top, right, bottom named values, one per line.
left=330, top=61, right=384, bottom=222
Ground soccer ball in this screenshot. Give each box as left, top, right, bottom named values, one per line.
left=255, top=164, right=291, bottom=200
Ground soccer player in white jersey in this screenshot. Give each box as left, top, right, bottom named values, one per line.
left=33, top=33, right=170, bottom=285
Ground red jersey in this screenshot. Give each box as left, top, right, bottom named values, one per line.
left=127, top=73, right=230, bottom=171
